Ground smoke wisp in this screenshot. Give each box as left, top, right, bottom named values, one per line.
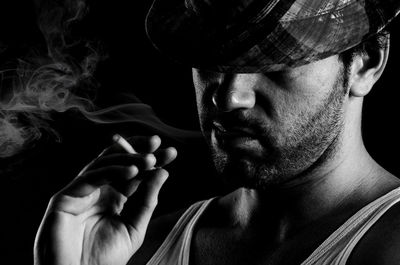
left=0, top=0, right=201, bottom=159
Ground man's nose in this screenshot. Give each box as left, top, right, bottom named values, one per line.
left=212, top=74, right=256, bottom=112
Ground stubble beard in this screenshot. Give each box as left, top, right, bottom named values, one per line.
left=210, top=70, right=348, bottom=192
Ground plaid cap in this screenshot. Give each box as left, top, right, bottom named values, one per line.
left=146, top=0, right=400, bottom=73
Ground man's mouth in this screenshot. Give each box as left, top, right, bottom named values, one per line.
left=211, top=121, right=265, bottom=153
left=212, top=121, right=257, bottom=138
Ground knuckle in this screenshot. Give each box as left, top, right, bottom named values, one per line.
left=145, top=198, right=158, bottom=209
left=152, top=197, right=159, bottom=206
left=49, top=193, right=70, bottom=208
left=49, top=194, right=60, bottom=206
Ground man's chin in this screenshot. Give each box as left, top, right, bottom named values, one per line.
left=214, top=155, right=284, bottom=192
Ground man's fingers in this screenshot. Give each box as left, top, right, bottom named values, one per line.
left=113, top=177, right=142, bottom=198
left=130, top=135, right=162, bottom=153
left=86, top=153, right=157, bottom=172
left=101, top=135, right=161, bottom=156
left=62, top=166, right=139, bottom=197
left=120, top=168, right=169, bottom=236
left=95, top=146, right=176, bottom=196
left=154, top=147, right=178, bottom=167
left=82, top=147, right=176, bottom=174
left=65, top=145, right=176, bottom=202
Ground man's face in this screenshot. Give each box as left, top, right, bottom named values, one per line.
left=193, top=55, right=350, bottom=190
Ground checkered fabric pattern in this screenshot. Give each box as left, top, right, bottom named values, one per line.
left=146, top=0, right=400, bottom=73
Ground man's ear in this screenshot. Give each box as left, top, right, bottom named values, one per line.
left=349, top=37, right=390, bottom=97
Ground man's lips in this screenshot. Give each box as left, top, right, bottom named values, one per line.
left=211, top=121, right=267, bottom=155
left=212, top=121, right=258, bottom=138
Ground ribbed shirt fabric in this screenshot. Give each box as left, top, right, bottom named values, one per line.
left=147, top=187, right=400, bottom=265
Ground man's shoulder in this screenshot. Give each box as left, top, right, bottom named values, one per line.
left=127, top=207, right=189, bottom=265
left=348, top=200, right=400, bottom=265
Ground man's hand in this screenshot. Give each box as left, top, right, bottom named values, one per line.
left=34, top=135, right=177, bottom=265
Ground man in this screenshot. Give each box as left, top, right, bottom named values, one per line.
left=34, top=0, right=400, bottom=264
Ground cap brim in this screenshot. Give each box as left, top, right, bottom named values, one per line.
left=146, top=0, right=400, bottom=73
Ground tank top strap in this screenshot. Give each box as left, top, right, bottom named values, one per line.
left=146, top=197, right=216, bottom=265
left=302, top=186, right=400, bottom=265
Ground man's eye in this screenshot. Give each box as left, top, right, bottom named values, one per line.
left=263, top=67, right=302, bottom=84
left=263, top=70, right=288, bottom=83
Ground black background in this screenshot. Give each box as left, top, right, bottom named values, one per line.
left=1, top=1, right=400, bottom=264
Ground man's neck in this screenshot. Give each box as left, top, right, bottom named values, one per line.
left=220, top=140, right=398, bottom=244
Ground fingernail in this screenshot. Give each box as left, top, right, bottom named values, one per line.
left=145, top=154, right=156, bottom=166
left=151, top=135, right=161, bottom=143
left=129, top=165, right=138, bottom=176
left=168, top=147, right=178, bottom=156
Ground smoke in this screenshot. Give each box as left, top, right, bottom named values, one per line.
left=82, top=102, right=201, bottom=140
left=0, top=55, right=97, bottom=158
left=0, top=0, right=98, bottom=158
left=0, top=0, right=201, bottom=158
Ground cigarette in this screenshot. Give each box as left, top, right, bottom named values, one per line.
left=113, top=134, right=136, bottom=154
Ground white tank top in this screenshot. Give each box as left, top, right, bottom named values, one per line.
left=146, top=186, right=400, bottom=265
